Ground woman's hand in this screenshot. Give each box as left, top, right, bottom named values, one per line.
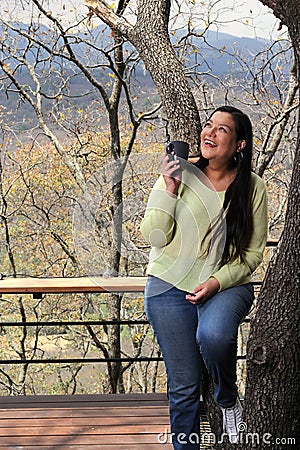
left=162, top=150, right=182, bottom=197
left=186, top=277, right=220, bottom=305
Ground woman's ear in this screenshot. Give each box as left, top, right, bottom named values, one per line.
left=237, top=140, right=246, bottom=151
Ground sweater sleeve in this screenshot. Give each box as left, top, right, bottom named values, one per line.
left=140, top=176, right=178, bottom=248
left=212, top=174, right=268, bottom=291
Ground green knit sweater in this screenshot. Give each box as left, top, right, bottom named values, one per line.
left=140, top=164, right=268, bottom=293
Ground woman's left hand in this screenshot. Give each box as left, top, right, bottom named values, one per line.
left=186, top=277, right=220, bottom=305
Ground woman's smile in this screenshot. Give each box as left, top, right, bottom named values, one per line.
left=203, top=138, right=217, bottom=148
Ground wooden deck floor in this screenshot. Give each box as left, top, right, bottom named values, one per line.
left=0, top=393, right=174, bottom=449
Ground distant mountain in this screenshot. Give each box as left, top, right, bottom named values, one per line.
left=0, top=22, right=291, bottom=130
left=0, top=21, right=287, bottom=76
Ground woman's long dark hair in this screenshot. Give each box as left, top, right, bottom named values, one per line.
left=195, top=105, right=253, bottom=265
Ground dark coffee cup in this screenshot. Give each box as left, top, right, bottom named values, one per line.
left=166, top=140, right=189, bottom=161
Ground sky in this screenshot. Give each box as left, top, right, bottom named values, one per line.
left=200, top=0, right=283, bottom=39
left=1, top=0, right=287, bottom=40
left=170, top=0, right=286, bottom=40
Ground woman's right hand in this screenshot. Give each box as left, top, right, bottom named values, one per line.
left=162, top=151, right=182, bottom=197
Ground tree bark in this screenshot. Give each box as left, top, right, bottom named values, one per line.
left=242, top=116, right=300, bottom=449
left=241, top=1, right=300, bottom=448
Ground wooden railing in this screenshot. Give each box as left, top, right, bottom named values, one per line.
left=0, top=240, right=278, bottom=366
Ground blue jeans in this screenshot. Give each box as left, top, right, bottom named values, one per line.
left=144, top=276, right=254, bottom=450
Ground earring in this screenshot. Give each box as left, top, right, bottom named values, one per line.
left=233, top=151, right=243, bottom=164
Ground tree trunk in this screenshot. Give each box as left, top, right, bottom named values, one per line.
left=126, top=0, right=201, bottom=152
left=243, top=142, right=300, bottom=447
left=241, top=1, right=300, bottom=448
left=106, top=166, right=125, bottom=393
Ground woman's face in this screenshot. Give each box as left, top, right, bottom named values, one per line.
left=200, top=111, right=243, bottom=167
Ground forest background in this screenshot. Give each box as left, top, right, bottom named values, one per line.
left=0, top=0, right=297, bottom=405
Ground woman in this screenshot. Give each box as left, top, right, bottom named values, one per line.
left=140, top=106, right=268, bottom=448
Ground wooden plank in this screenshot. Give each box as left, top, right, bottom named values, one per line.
left=0, top=406, right=170, bottom=419
left=0, top=423, right=170, bottom=435
left=0, top=446, right=173, bottom=450
left=0, top=415, right=170, bottom=427
left=0, top=276, right=147, bottom=294
left=0, top=434, right=171, bottom=445
left=0, top=392, right=167, bottom=402
left=0, top=393, right=212, bottom=449
left=0, top=393, right=168, bottom=408
left=0, top=394, right=171, bottom=449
